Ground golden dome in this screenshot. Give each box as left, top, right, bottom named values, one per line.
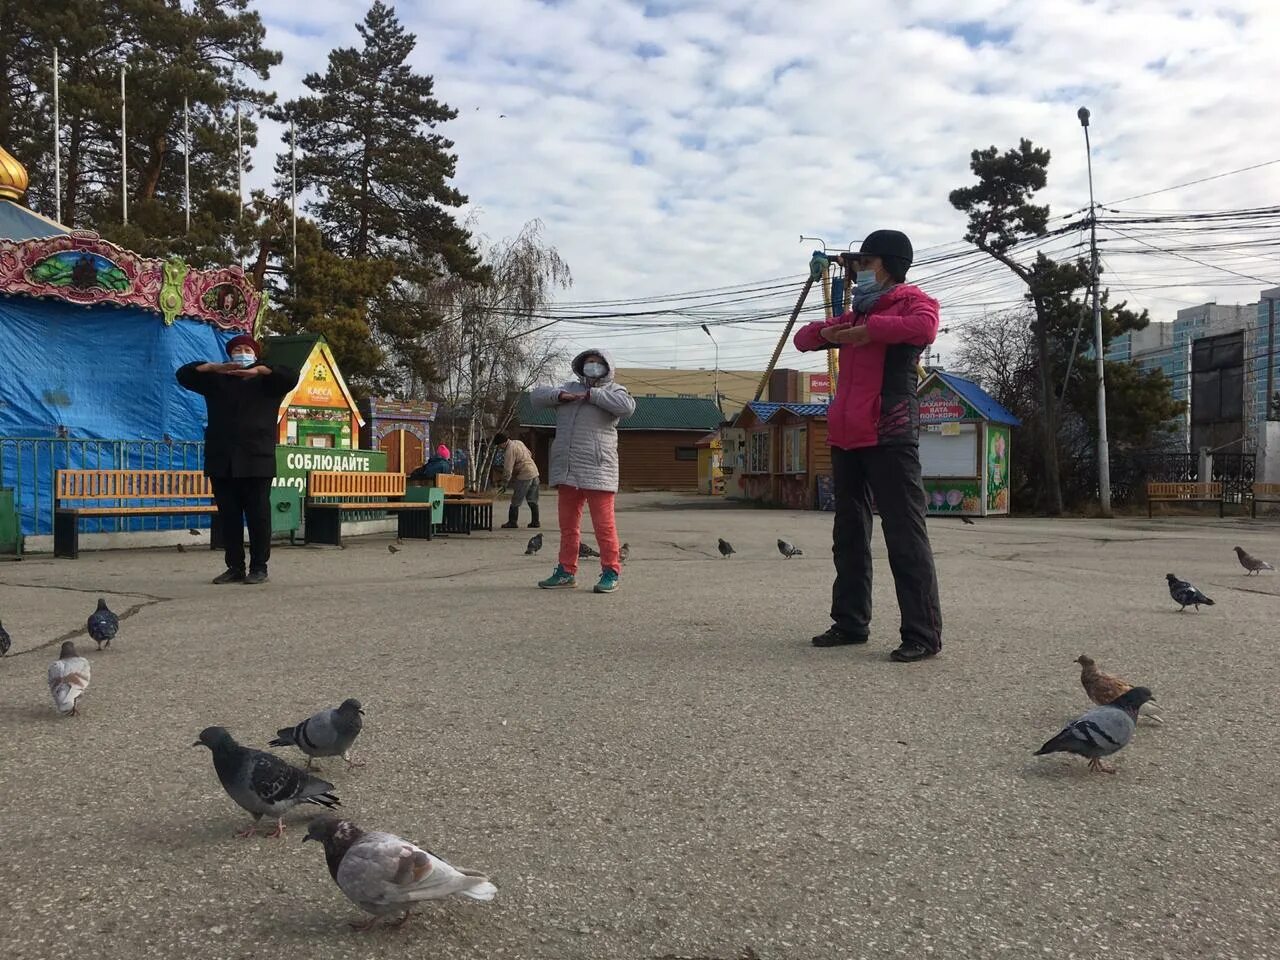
left=0, top=145, right=30, bottom=201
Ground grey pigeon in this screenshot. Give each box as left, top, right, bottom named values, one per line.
left=1166, top=573, right=1213, bottom=611
left=777, top=538, right=803, bottom=559
left=188, top=528, right=201, bottom=536
left=525, top=533, right=543, bottom=555
left=269, top=698, right=365, bottom=770
left=388, top=543, right=400, bottom=554
left=176, top=543, right=186, bottom=553
left=961, top=517, right=976, bottom=525
left=1034, top=686, right=1153, bottom=774
left=0, top=619, right=10, bottom=656
left=48, top=640, right=90, bottom=716
left=87, top=598, right=118, bottom=650
left=304, top=817, right=497, bottom=932
left=194, top=726, right=340, bottom=838
left=1234, top=545, right=1274, bottom=575
left=578, top=542, right=600, bottom=559
left=620, top=542, right=630, bottom=564
left=717, top=538, right=735, bottom=558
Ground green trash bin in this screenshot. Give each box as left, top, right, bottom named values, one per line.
left=271, top=484, right=302, bottom=543
left=404, top=484, right=444, bottom=525
left=0, top=488, right=21, bottom=556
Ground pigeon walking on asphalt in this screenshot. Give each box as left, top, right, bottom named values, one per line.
left=1034, top=686, right=1154, bottom=774
left=48, top=641, right=90, bottom=716
left=525, top=533, right=543, bottom=555
left=0, top=619, right=10, bottom=656
left=87, top=598, right=119, bottom=650
left=620, top=542, right=630, bottom=564
left=961, top=517, right=976, bottom=525
left=1233, top=546, right=1274, bottom=575
left=304, top=817, right=498, bottom=932
left=388, top=543, right=400, bottom=554
left=194, top=726, right=340, bottom=838
left=717, top=538, right=735, bottom=558
left=777, top=539, right=803, bottom=559
left=176, top=543, right=186, bottom=553
left=1074, top=655, right=1163, bottom=724
left=578, top=542, right=600, bottom=559
left=269, top=699, right=365, bottom=770
left=1166, top=573, right=1214, bottom=611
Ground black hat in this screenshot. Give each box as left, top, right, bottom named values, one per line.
left=858, top=229, right=913, bottom=277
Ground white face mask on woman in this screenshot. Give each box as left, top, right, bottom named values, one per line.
left=582, top=361, right=607, bottom=379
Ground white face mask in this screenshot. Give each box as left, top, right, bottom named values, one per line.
left=230, top=352, right=256, bottom=368
left=582, top=361, right=607, bottom=379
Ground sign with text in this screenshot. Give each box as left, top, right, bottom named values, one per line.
left=919, top=384, right=978, bottom=424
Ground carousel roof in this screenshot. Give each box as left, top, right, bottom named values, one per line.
left=0, top=145, right=69, bottom=241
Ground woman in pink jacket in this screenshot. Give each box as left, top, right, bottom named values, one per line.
left=793, top=230, right=943, bottom=662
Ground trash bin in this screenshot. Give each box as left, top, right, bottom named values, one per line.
left=0, top=488, right=21, bottom=556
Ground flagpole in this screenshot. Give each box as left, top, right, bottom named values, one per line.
left=120, top=65, right=128, bottom=225
left=53, top=49, right=61, bottom=223
left=290, top=118, right=297, bottom=263
left=235, top=102, right=243, bottom=218
left=183, top=97, right=191, bottom=232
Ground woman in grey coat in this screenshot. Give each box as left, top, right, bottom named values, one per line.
left=530, top=348, right=636, bottom=593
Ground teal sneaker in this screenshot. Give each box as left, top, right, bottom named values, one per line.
left=538, top=564, right=577, bottom=589
left=593, top=569, right=620, bottom=594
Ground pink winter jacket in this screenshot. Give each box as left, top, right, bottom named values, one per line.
left=793, top=284, right=940, bottom=450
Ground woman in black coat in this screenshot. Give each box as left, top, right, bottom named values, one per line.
left=176, top=335, right=297, bottom=585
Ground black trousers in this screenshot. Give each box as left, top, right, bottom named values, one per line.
left=830, top=444, right=943, bottom=652
left=211, top=476, right=273, bottom=574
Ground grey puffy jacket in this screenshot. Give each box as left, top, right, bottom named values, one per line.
left=530, top=348, right=636, bottom=492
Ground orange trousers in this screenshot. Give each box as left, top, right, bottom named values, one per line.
left=557, top=485, right=621, bottom=573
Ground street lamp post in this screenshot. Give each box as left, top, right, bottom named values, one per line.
left=1079, top=106, right=1112, bottom=516
left=701, top=324, right=722, bottom=415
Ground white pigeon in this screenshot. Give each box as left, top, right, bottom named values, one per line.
left=305, top=817, right=497, bottom=932
left=48, top=640, right=91, bottom=716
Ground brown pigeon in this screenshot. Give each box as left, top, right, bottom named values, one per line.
left=1074, top=655, right=1162, bottom=724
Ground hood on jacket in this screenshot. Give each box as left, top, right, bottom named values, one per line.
left=572, top=347, right=616, bottom=384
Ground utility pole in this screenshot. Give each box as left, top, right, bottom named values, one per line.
left=53, top=50, right=61, bottom=223
left=1079, top=106, right=1111, bottom=516
left=700, top=324, right=722, bottom=415
left=120, top=66, right=128, bottom=224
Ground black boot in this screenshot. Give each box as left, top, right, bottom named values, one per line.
left=501, top=506, right=520, bottom=529
left=528, top=504, right=540, bottom=528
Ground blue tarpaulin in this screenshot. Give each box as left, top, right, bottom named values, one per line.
left=0, top=294, right=237, bottom=534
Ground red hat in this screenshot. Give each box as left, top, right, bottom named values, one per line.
left=226, top=335, right=261, bottom=359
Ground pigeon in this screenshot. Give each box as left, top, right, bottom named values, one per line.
left=269, top=699, right=365, bottom=770
left=176, top=543, right=186, bottom=553
left=717, top=538, right=735, bottom=558
left=188, top=528, right=201, bottom=536
left=525, top=533, right=543, bottom=555
left=961, top=517, right=976, bottom=525
left=777, top=538, right=803, bottom=559
left=304, top=817, right=498, bottom=932
left=1166, top=573, right=1213, bottom=611
left=620, top=542, right=630, bottom=564
left=48, top=640, right=91, bottom=716
left=1034, top=686, right=1154, bottom=774
left=1233, top=545, right=1273, bottom=575
left=1074, top=655, right=1163, bottom=724
left=388, top=544, right=400, bottom=554
left=87, top=598, right=119, bottom=650
left=194, top=726, right=340, bottom=838
left=578, top=542, right=600, bottom=559
left=0, top=619, right=10, bottom=656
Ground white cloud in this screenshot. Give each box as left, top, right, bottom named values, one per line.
left=246, top=0, right=1280, bottom=371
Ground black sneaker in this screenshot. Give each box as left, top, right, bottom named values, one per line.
left=527, top=521, right=540, bottom=529
left=243, top=569, right=268, bottom=585
left=811, top=626, right=869, bottom=647
left=501, top=522, right=520, bottom=529
left=890, top=643, right=937, bottom=662
left=212, top=569, right=245, bottom=585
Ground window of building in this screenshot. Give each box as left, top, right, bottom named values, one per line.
left=678, top=392, right=696, bottom=398
left=747, top=431, right=770, bottom=473
left=780, top=426, right=807, bottom=473
left=674, top=446, right=698, bottom=461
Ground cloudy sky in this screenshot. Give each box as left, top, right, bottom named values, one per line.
left=245, top=0, right=1280, bottom=374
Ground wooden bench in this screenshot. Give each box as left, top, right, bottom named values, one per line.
left=1252, top=482, right=1280, bottom=518
left=304, top=471, right=434, bottom=546
left=432, top=473, right=494, bottom=535
left=54, top=469, right=215, bottom=559
left=1147, top=481, right=1223, bottom=518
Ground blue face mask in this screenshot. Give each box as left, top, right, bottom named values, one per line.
left=855, top=270, right=880, bottom=293
left=231, top=353, right=256, bottom=368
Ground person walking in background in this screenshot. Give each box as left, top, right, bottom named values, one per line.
left=493, top=432, right=541, bottom=528
left=793, top=230, right=943, bottom=662
left=530, top=348, right=635, bottom=594
left=177, top=335, right=297, bottom=585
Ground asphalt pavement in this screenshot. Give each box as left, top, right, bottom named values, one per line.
left=2, top=492, right=1279, bottom=959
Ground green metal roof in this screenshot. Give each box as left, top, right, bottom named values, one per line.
left=517, top=393, right=722, bottom=431
left=262, top=334, right=323, bottom=371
